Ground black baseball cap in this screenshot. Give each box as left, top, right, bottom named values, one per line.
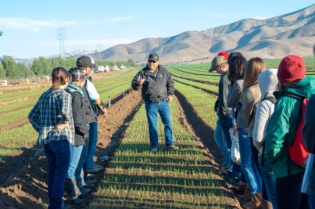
left=148, top=53, right=159, bottom=62
left=76, top=56, right=96, bottom=68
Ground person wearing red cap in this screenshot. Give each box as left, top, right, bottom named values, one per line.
left=218, top=51, right=229, bottom=60
left=264, top=54, right=315, bottom=209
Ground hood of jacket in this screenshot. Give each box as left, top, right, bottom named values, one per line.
left=67, top=82, right=84, bottom=97
left=258, top=68, right=278, bottom=99
left=274, top=76, right=315, bottom=99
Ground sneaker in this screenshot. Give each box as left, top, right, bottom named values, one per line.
left=88, top=166, right=102, bottom=173
left=83, top=183, right=95, bottom=188
left=94, top=163, right=104, bottom=170
left=85, top=178, right=97, bottom=185
left=78, top=188, right=91, bottom=198
left=151, top=148, right=158, bottom=152
left=166, top=145, right=179, bottom=150
left=70, top=197, right=84, bottom=205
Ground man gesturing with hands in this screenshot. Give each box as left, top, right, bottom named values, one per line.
left=132, top=53, right=177, bottom=152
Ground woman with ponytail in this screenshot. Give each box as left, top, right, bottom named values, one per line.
left=28, top=67, right=75, bottom=209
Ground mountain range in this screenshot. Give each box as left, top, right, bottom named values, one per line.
left=83, top=4, right=315, bottom=64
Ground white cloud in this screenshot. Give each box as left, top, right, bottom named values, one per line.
left=0, top=16, right=134, bottom=30
left=0, top=18, right=76, bottom=29
left=106, top=16, right=134, bottom=23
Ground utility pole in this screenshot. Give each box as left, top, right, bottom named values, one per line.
left=56, top=28, right=66, bottom=56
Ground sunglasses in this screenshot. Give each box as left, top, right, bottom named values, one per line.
left=148, top=60, right=157, bottom=63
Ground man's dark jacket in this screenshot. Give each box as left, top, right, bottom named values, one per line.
left=131, top=65, right=175, bottom=103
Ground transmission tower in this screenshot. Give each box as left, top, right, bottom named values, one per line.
left=56, top=28, right=66, bottom=55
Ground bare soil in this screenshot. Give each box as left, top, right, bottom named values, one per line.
left=0, top=76, right=242, bottom=209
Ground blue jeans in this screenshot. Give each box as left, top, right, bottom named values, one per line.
left=219, top=115, right=241, bottom=177
left=44, top=140, right=70, bottom=209
left=259, top=155, right=278, bottom=209
left=276, top=172, right=309, bottom=209
left=238, top=129, right=262, bottom=194
left=86, top=121, right=98, bottom=169
left=144, top=100, right=174, bottom=148
left=309, top=195, right=315, bottom=209
left=76, top=142, right=88, bottom=192
left=214, top=120, right=230, bottom=167
left=67, top=145, right=83, bottom=179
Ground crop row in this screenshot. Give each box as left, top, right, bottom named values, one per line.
left=89, top=89, right=232, bottom=208
left=0, top=69, right=140, bottom=161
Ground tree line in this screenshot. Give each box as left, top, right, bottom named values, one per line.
left=0, top=56, right=137, bottom=80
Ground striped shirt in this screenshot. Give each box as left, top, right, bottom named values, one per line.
left=28, top=87, right=75, bottom=145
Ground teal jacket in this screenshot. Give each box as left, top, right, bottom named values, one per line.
left=264, top=76, right=315, bottom=178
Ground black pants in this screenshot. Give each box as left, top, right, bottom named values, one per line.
left=276, top=172, right=309, bottom=209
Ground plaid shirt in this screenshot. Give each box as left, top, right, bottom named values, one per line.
left=28, top=87, right=75, bottom=145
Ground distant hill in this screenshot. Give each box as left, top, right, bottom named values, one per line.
left=34, top=4, right=314, bottom=65
left=86, top=4, right=315, bottom=64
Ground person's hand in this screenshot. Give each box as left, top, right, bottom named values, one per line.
left=167, top=95, right=173, bottom=103
left=101, top=107, right=107, bottom=116
left=55, top=122, right=69, bottom=130
left=137, top=76, right=145, bottom=85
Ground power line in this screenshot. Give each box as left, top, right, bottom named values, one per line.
left=56, top=28, right=66, bottom=56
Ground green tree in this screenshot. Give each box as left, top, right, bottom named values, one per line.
left=0, top=63, right=5, bottom=78
left=1, top=56, right=22, bottom=79
left=127, top=59, right=136, bottom=67
left=31, top=56, right=51, bottom=75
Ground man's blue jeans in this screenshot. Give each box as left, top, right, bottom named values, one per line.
left=144, top=100, right=174, bottom=148
left=259, top=155, right=278, bottom=209
left=44, top=140, right=70, bottom=209
left=238, top=128, right=262, bottom=194
left=76, top=142, right=88, bottom=192
left=214, top=120, right=230, bottom=167
left=67, top=145, right=83, bottom=179
left=86, top=121, right=98, bottom=169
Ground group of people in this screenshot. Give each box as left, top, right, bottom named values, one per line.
left=28, top=50, right=315, bottom=209
left=28, top=56, right=106, bottom=209
left=211, top=49, right=315, bottom=209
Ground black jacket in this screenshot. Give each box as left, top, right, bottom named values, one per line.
left=66, top=86, right=89, bottom=146
left=131, top=65, right=175, bottom=103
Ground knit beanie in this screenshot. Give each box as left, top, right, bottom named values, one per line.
left=277, top=54, right=305, bottom=83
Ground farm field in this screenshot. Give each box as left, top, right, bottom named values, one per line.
left=0, top=59, right=314, bottom=209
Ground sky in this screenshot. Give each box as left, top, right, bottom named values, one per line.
left=0, top=0, right=314, bottom=59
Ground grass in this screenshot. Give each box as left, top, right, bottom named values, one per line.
left=89, top=97, right=233, bottom=208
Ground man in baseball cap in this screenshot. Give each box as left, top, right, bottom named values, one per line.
left=76, top=56, right=96, bottom=69
left=210, top=52, right=235, bottom=181
left=209, top=55, right=228, bottom=72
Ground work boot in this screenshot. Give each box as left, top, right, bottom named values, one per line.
left=242, top=192, right=262, bottom=209
left=65, top=178, right=84, bottom=205
left=232, top=182, right=248, bottom=194
left=237, top=185, right=252, bottom=201
left=261, top=199, right=273, bottom=209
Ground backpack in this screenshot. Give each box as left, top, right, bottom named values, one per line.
left=285, top=92, right=309, bottom=168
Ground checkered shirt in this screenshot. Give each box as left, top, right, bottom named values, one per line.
left=28, top=87, right=75, bottom=145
